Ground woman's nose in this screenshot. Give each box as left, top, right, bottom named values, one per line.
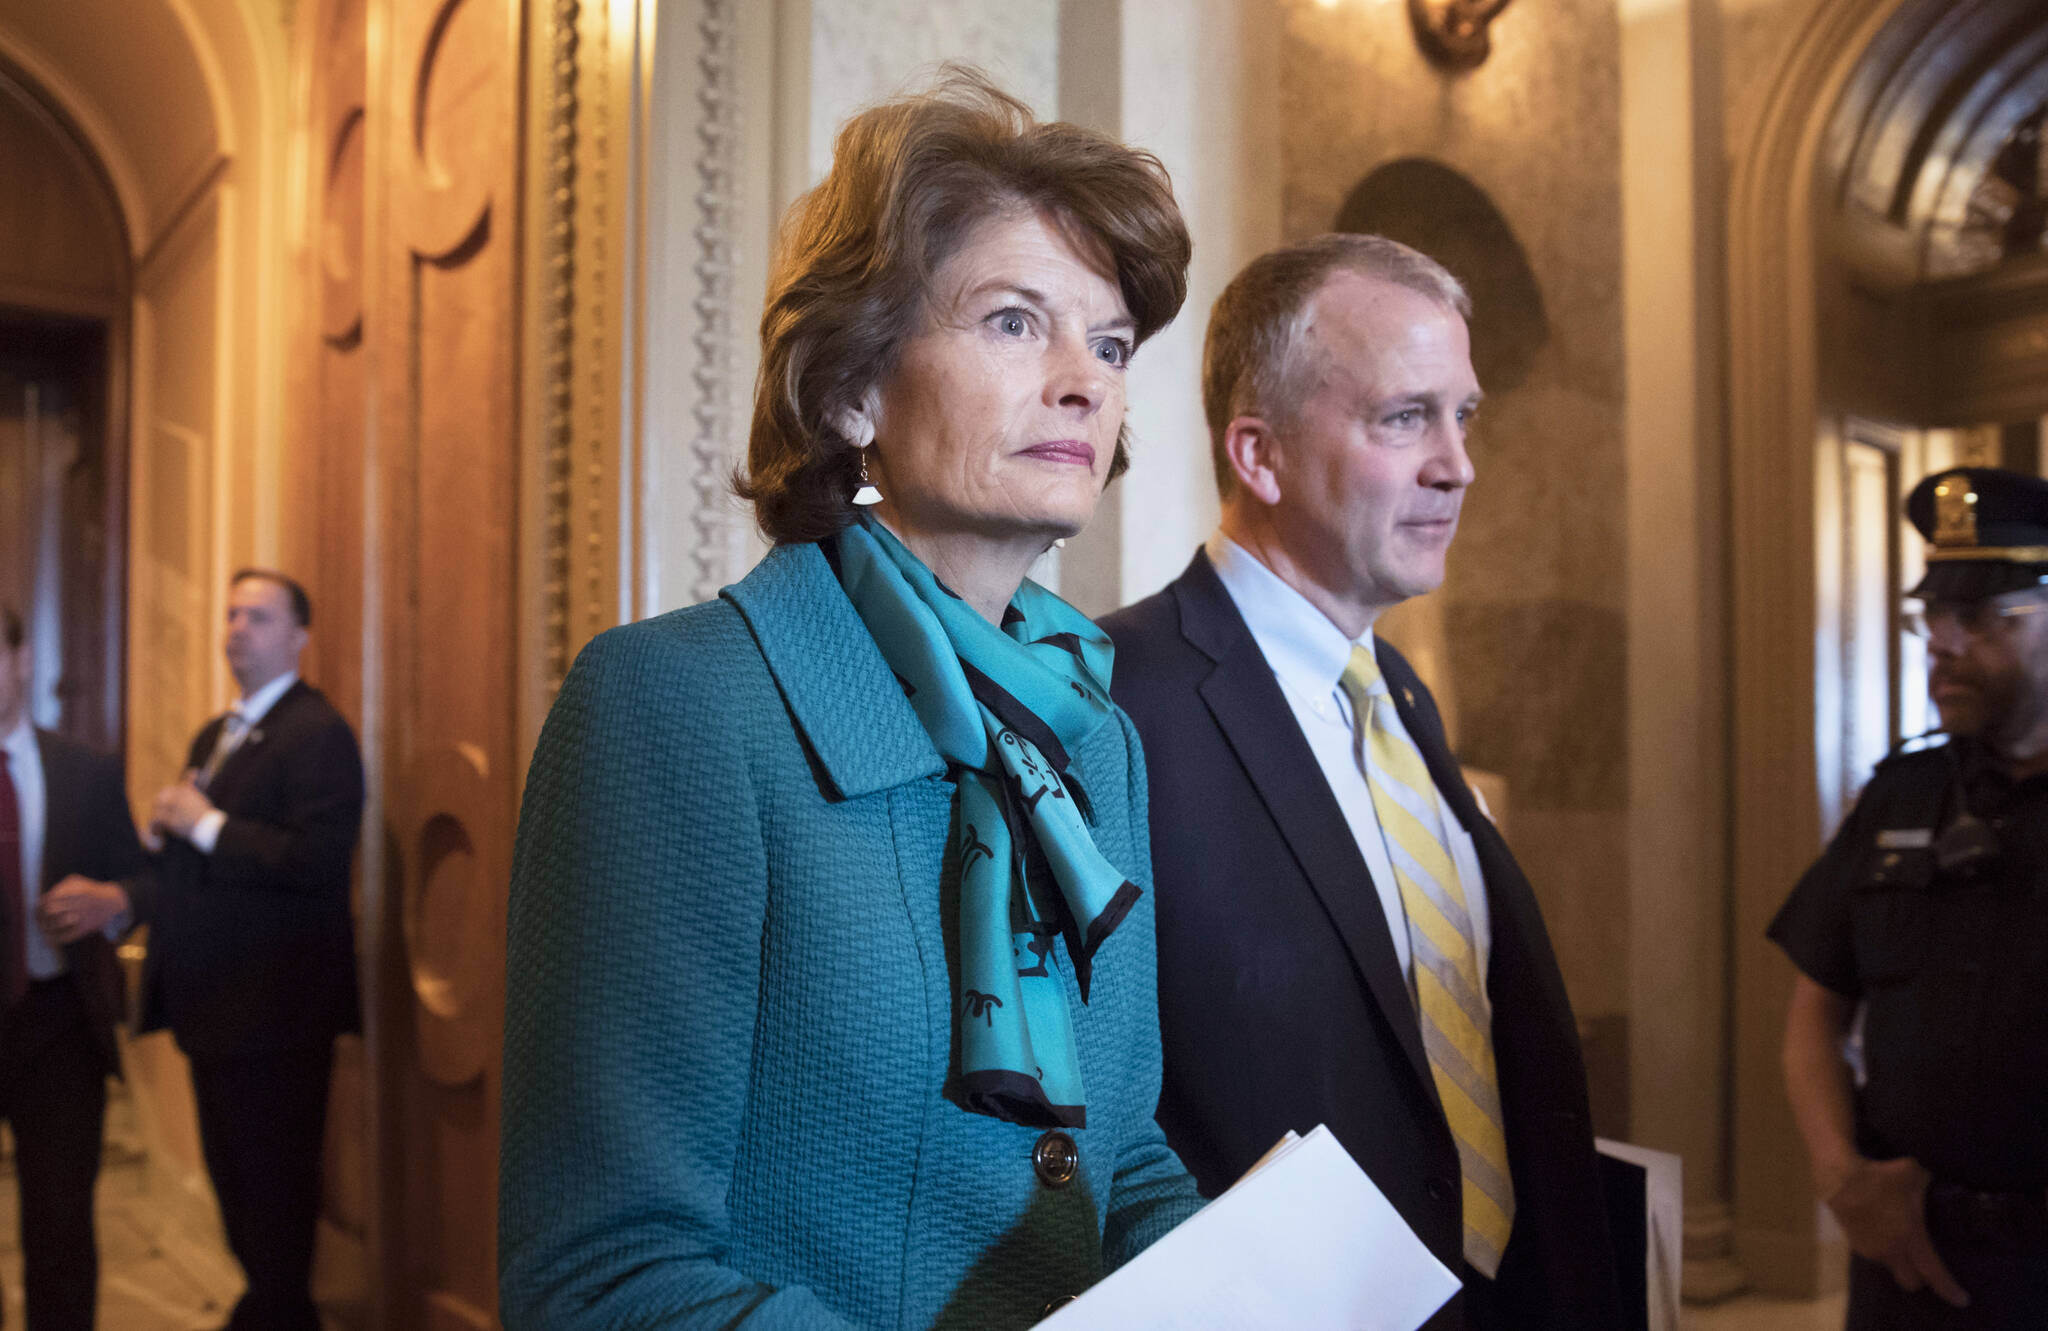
left=1047, top=335, right=1111, bottom=413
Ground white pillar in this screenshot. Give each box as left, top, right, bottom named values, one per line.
left=1059, top=0, right=1283, bottom=617
left=1619, top=0, right=1741, bottom=1302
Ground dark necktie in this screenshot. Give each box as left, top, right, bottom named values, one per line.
left=194, top=706, right=248, bottom=794
left=0, top=750, right=27, bottom=1007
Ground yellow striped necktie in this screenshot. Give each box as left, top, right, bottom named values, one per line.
left=1340, top=645, right=1515, bottom=1277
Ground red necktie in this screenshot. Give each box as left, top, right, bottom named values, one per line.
left=0, top=750, right=26, bottom=1007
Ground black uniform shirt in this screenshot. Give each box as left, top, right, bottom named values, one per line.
left=1768, top=739, right=2048, bottom=1191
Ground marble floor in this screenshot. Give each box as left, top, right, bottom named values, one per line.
left=1685, top=1291, right=1847, bottom=1331
left=0, top=1087, right=244, bottom=1330
left=4, top=1089, right=1851, bottom=1331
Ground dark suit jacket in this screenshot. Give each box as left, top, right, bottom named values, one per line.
left=27, top=730, right=149, bottom=1078
left=1102, top=552, right=1623, bottom=1331
left=137, top=680, right=365, bottom=1061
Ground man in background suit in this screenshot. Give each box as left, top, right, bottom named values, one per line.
left=141, top=570, right=363, bottom=1331
left=0, top=604, right=148, bottom=1330
left=1104, top=235, right=1623, bottom=1330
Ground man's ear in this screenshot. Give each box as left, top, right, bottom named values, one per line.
left=1223, top=415, right=1284, bottom=507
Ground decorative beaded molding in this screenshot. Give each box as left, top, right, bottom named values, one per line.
left=539, top=0, right=579, bottom=695
left=689, top=0, right=741, bottom=604
left=581, top=0, right=613, bottom=648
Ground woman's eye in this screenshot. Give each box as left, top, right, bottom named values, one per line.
left=1094, top=338, right=1132, bottom=368
left=993, top=310, right=1029, bottom=337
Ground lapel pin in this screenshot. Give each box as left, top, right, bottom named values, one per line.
left=1401, top=688, right=1415, bottom=709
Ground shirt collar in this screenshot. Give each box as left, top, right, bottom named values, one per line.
left=0, top=715, right=33, bottom=764
left=235, top=671, right=300, bottom=728
left=1204, top=531, right=1381, bottom=701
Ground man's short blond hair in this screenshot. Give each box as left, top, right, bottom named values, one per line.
left=1202, top=234, right=1470, bottom=497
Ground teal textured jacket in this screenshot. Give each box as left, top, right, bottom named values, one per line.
left=500, top=541, right=1204, bottom=1330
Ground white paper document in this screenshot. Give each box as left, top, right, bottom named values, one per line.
left=1041, top=1125, right=1460, bottom=1330
left=1596, top=1138, right=1684, bottom=1331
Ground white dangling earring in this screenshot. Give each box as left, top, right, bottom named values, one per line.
left=838, top=403, right=882, bottom=506
left=1052, top=538, right=1066, bottom=549
left=853, top=446, right=883, bottom=506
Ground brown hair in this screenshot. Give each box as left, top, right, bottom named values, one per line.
left=1202, top=233, right=1470, bottom=497
left=1, top=604, right=19, bottom=650
left=232, top=568, right=313, bottom=628
left=736, top=66, right=1192, bottom=544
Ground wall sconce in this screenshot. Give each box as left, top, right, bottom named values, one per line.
left=1408, top=0, right=1514, bottom=68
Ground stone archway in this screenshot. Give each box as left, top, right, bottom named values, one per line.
left=0, top=61, right=131, bottom=754
left=1724, top=0, right=2048, bottom=1296
left=0, top=0, right=299, bottom=1313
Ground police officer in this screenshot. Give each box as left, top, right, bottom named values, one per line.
left=1772, top=465, right=2048, bottom=1328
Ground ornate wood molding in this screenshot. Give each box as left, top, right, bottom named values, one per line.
left=1918, top=252, right=2048, bottom=424
left=575, top=0, right=620, bottom=653
left=533, top=0, right=580, bottom=700
left=518, top=0, right=757, bottom=754
left=521, top=0, right=632, bottom=760
left=688, top=0, right=741, bottom=605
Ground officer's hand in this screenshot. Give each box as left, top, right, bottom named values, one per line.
left=36, top=876, right=131, bottom=945
left=1825, top=1156, right=1969, bottom=1308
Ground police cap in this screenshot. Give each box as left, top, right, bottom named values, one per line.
left=1905, top=466, right=2048, bottom=602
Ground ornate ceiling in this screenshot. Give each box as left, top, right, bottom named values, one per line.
left=1823, top=0, right=2048, bottom=282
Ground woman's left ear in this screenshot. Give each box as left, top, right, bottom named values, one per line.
left=835, top=407, right=875, bottom=450
left=834, top=387, right=881, bottom=450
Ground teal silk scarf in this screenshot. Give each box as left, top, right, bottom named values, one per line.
left=835, top=518, right=1141, bottom=1128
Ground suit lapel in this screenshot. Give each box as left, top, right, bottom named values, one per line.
left=1173, top=554, right=1435, bottom=1095
left=1377, top=644, right=1480, bottom=834
left=33, top=731, right=74, bottom=890
left=205, top=682, right=303, bottom=803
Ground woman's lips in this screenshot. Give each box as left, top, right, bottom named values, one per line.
left=1019, top=440, right=1097, bottom=467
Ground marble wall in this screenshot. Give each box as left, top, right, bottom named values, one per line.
left=1719, top=0, right=1828, bottom=164
left=1276, top=0, right=1632, bottom=1044
left=809, top=0, right=1060, bottom=168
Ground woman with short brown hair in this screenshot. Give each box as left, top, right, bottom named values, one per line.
left=741, top=64, right=1187, bottom=545
left=502, top=70, right=1201, bottom=1329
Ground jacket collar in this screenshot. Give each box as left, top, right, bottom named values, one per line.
left=1172, top=547, right=1253, bottom=664
left=1169, top=545, right=1439, bottom=1094
left=723, top=541, right=946, bottom=801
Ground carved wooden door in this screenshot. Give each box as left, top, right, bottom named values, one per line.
left=375, top=0, right=520, bottom=1326
left=289, top=4, right=377, bottom=1308
left=290, top=1, right=522, bottom=1326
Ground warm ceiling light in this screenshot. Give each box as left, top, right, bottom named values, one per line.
left=1409, top=0, right=1515, bottom=68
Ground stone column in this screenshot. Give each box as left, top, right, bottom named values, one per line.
left=1621, top=0, right=1740, bottom=1301
left=1059, top=0, right=1284, bottom=616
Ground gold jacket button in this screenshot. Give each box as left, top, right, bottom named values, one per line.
left=1032, top=1129, right=1078, bottom=1188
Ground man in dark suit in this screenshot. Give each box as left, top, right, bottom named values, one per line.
left=140, top=570, right=363, bottom=1331
left=0, top=603, right=149, bottom=1330
left=1103, top=234, right=1623, bottom=1330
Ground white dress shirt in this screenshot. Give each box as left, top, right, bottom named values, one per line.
left=189, top=670, right=299, bottom=854
left=1205, top=532, right=1494, bottom=996
left=1, top=716, right=62, bottom=980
